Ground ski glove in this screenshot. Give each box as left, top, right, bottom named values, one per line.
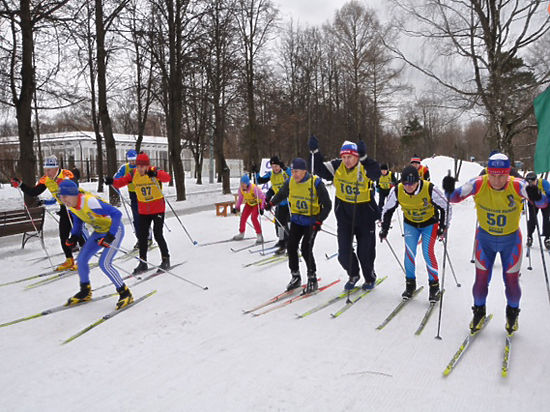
left=308, top=135, right=319, bottom=153
left=437, top=224, right=447, bottom=240
left=526, top=185, right=542, bottom=202
left=264, top=202, right=273, bottom=212
left=146, top=168, right=157, bottom=178
left=98, top=232, right=115, bottom=248
left=65, top=235, right=79, bottom=248
left=259, top=208, right=264, bottom=216
left=379, top=228, right=388, bottom=242
left=442, top=175, right=456, bottom=195
left=10, top=177, right=21, bottom=188
left=104, top=176, right=114, bottom=185
left=312, top=220, right=322, bottom=232
left=357, top=140, right=367, bottom=158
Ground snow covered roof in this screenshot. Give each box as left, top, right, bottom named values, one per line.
left=0, top=131, right=168, bottom=146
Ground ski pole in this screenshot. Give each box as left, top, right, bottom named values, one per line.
left=44, top=207, right=59, bottom=223
left=435, top=170, right=452, bottom=340
left=524, top=200, right=533, bottom=270
left=16, top=188, right=55, bottom=271
left=384, top=237, right=406, bottom=275
left=151, top=178, right=196, bottom=245
left=534, top=214, right=550, bottom=304
left=113, top=245, right=208, bottom=290
left=397, top=208, right=404, bottom=237
left=444, top=248, right=461, bottom=287
left=113, top=187, right=136, bottom=235
left=470, top=219, right=477, bottom=263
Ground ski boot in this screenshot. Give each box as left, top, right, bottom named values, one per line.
left=158, top=256, right=170, bottom=272
left=362, top=272, right=377, bottom=291
left=116, top=285, right=134, bottom=310
left=274, top=240, right=286, bottom=255
left=133, top=261, right=148, bottom=275
left=232, top=232, right=245, bottom=241
left=344, top=275, right=360, bottom=291
left=428, top=280, right=441, bottom=302
left=545, top=237, right=550, bottom=250
left=470, top=305, right=486, bottom=334
left=56, top=257, right=77, bottom=271
left=526, top=236, right=533, bottom=247
left=305, top=271, right=318, bottom=294
left=286, top=271, right=301, bottom=291
left=66, top=282, right=92, bottom=306
left=505, top=305, right=520, bottom=335
left=255, top=233, right=264, bottom=245
left=401, top=278, right=416, bottom=300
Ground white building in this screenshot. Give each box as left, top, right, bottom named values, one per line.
left=0, top=131, right=243, bottom=180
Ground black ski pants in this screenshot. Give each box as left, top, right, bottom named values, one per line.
left=287, top=222, right=318, bottom=274
left=138, top=213, right=169, bottom=261
left=527, top=203, right=550, bottom=238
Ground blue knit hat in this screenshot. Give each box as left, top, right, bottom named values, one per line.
left=58, top=180, right=79, bottom=196
left=241, top=174, right=250, bottom=185
left=126, top=149, right=137, bottom=160
left=487, top=153, right=511, bottom=175
left=291, top=158, right=307, bottom=171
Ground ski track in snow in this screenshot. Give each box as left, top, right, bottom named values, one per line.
left=0, top=157, right=549, bottom=411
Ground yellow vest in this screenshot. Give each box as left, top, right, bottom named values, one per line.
left=123, top=163, right=136, bottom=192
left=133, top=172, right=164, bottom=203
left=69, top=193, right=112, bottom=233
left=379, top=172, right=393, bottom=190
left=270, top=170, right=289, bottom=195
left=475, top=175, right=523, bottom=235
left=289, top=175, right=321, bottom=216
left=334, top=162, right=372, bottom=203
left=397, top=181, right=435, bottom=224
left=39, top=169, right=82, bottom=204
left=242, top=183, right=260, bottom=206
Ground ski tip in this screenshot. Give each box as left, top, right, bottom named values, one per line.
left=443, top=368, right=452, bottom=377
left=203, top=286, right=209, bottom=290
left=502, top=370, right=508, bottom=378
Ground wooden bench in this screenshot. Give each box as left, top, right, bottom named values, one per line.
left=215, top=201, right=236, bottom=217
left=0, top=207, right=46, bottom=248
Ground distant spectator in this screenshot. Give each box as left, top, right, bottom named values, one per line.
left=71, top=166, right=81, bottom=183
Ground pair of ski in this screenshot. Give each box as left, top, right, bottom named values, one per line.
left=443, top=315, right=514, bottom=377
left=243, top=253, right=288, bottom=268
left=199, top=237, right=255, bottom=247
left=230, top=240, right=276, bottom=253
left=296, top=276, right=387, bottom=318
left=375, top=286, right=443, bottom=335
left=243, top=278, right=340, bottom=316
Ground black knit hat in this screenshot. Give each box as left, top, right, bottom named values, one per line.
left=401, top=165, right=419, bottom=184
left=380, top=163, right=388, bottom=170
left=270, top=156, right=282, bottom=166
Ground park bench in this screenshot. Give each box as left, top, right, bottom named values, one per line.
left=0, top=207, right=45, bottom=248
left=215, top=194, right=240, bottom=217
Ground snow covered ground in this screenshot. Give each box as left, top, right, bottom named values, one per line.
left=1, top=157, right=549, bottom=411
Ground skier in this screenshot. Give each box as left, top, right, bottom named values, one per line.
left=114, top=149, right=152, bottom=248
left=380, top=165, right=450, bottom=302
left=443, top=153, right=548, bottom=334
left=265, top=157, right=332, bottom=293
left=107, top=152, right=172, bottom=274
left=256, top=156, right=291, bottom=254
left=410, top=155, right=430, bottom=181
left=377, top=163, right=398, bottom=211
left=59, top=180, right=133, bottom=310
left=231, top=175, right=265, bottom=244
left=524, top=172, right=550, bottom=249
left=11, top=155, right=85, bottom=271
left=309, top=137, right=381, bottom=290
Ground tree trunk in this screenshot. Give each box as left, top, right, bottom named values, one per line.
left=16, top=0, right=37, bottom=206
left=95, top=0, right=118, bottom=204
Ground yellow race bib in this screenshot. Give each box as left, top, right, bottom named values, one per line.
left=289, top=175, right=321, bottom=216
left=69, top=193, right=112, bottom=233
left=334, top=162, right=372, bottom=203
left=397, top=181, right=435, bottom=224
left=133, top=172, right=164, bottom=203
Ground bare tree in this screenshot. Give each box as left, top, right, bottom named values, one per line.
left=387, top=0, right=550, bottom=160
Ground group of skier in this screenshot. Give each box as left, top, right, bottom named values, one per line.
left=9, top=140, right=550, bottom=336
left=229, top=140, right=549, bottom=336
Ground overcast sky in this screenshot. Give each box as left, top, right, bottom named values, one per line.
left=274, top=0, right=388, bottom=26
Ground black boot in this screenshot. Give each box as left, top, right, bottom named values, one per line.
left=470, top=305, right=486, bottom=333
left=505, top=305, right=520, bottom=335
left=526, top=236, right=533, bottom=247
left=286, top=271, right=301, bottom=291
left=159, top=256, right=170, bottom=271
left=428, top=280, right=441, bottom=302
left=545, top=237, right=550, bottom=250
left=274, top=241, right=287, bottom=255
left=133, top=261, right=148, bottom=275
left=402, top=278, right=416, bottom=300
left=66, top=282, right=92, bottom=306
left=305, top=271, right=318, bottom=294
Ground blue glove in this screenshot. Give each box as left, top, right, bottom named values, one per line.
left=308, top=135, right=319, bottom=152
left=357, top=140, right=367, bottom=158
left=43, top=198, right=57, bottom=206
